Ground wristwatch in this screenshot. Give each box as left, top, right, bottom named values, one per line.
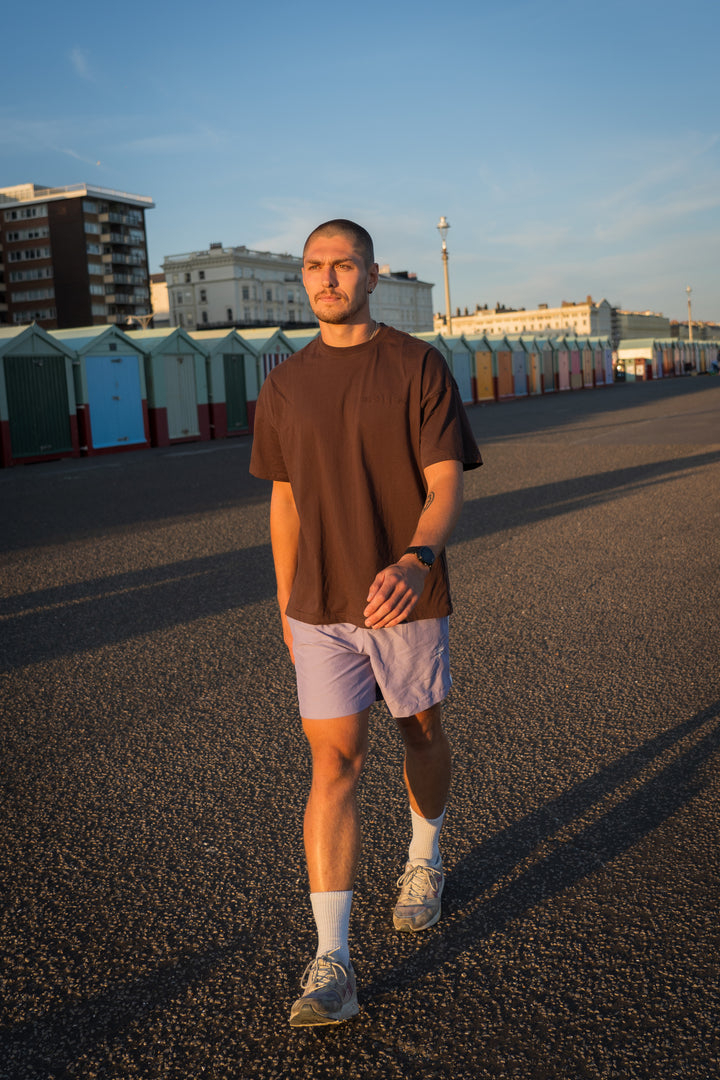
left=403, top=546, right=435, bottom=568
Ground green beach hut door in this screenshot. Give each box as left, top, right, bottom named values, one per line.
left=223, top=352, right=248, bottom=432
left=4, top=354, right=73, bottom=458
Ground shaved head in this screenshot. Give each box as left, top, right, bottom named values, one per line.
left=303, top=219, right=375, bottom=270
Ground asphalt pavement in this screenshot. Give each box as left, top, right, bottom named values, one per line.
left=1, top=376, right=719, bottom=1079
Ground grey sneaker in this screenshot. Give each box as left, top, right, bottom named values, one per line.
left=393, top=859, right=444, bottom=932
left=289, top=950, right=359, bottom=1027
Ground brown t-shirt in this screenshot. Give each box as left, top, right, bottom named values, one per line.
left=250, top=325, right=482, bottom=626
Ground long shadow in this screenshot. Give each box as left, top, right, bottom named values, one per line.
left=465, top=376, right=720, bottom=443
left=3, top=450, right=719, bottom=672
left=362, top=703, right=720, bottom=1001
left=0, top=544, right=276, bottom=672
left=455, top=448, right=720, bottom=543
left=0, top=937, right=247, bottom=1080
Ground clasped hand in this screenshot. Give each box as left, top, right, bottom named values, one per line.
left=363, top=559, right=429, bottom=629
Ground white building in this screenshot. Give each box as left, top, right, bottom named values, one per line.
left=163, top=244, right=313, bottom=330
left=162, top=244, right=434, bottom=333
left=435, top=297, right=613, bottom=339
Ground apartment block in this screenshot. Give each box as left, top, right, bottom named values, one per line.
left=0, top=183, right=154, bottom=329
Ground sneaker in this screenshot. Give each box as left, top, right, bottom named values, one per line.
left=289, top=950, right=359, bottom=1027
left=393, top=859, right=444, bottom=932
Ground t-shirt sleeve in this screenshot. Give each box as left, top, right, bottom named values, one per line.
left=249, top=376, right=290, bottom=482
left=420, top=349, right=483, bottom=471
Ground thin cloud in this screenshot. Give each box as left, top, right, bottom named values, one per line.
left=69, top=47, right=94, bottom=81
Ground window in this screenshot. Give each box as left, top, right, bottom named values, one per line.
left=201, top=311, right=208, bottom=324
left=88, top=261, right=103, bottom=276
left=242, top=286, right=250, bottom=300
left=13, top=307, right=56, bottom=323
left=9, top=267, right=53, bottom=283
left=90, top=284, right=104, bottom=296
left=6, top=227, right=49, bottom=242
left=91, top=304, right=107, bottom=315
left=226, top=308, right=232, bottom=321
left=85, top=222, right=101, bottom=234
left=8, top=246, right=51, bottom=262
left=185, top=272, right=191, bottom=283
left=176, top=292, right=184, bottom=305
left=87, top=243, right=101, bottom=255
left=199, top=289, right=207, bottom=302
left=83, top=200, right=98, bottom=213
left=199, top=270, right=205, bottom=280
left=11, top=287, right=55, bottom=302
left=266, top=289, right=273, bottom=302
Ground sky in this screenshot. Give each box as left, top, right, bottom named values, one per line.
left=3, top=0, right=719, bottom=323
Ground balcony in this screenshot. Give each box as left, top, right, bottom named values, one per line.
left=101, top=251, right=146, bottom=267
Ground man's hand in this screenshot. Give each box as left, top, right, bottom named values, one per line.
left=363, top=557, right=430, bottom=629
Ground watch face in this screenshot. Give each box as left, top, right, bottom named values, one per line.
left=407, top=546, right=434, bottom=567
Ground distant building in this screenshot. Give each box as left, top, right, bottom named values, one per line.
left=162, top=244, right=434, bottom=333
left=149, top=273, right=170, bottom=328
left=671, top=320, right=720, bottom=341
left=372, top=266, right=433, bottom=333
left=613, top=309, right=671, bottom=340
left=0, top=183, right=154, bottom=329
left=435, top=296, right=613, bottom=339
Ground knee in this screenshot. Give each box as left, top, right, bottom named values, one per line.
left=310, top=743, right=366, bottom=788
left=396, top=709, right=446, bottom=752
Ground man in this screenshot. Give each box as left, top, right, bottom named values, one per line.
left=250, top=219, right=482, bottom=1026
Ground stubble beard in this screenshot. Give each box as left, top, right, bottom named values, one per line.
left=310, top=291, right=367, bottom=325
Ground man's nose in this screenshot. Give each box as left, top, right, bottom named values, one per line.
left=321, top=265, right=338, bottom=287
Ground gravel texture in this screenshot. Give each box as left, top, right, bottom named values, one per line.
left=1, top=376, right=719, bottom=1079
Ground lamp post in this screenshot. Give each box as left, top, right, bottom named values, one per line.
left=437, top=216, right=452, bottom=335
left=686, top=285, right=693, bottom=343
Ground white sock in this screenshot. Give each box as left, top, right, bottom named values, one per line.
left=310, top=891, right=352, bottom=968
left=408, top=806, right=445, bottom=867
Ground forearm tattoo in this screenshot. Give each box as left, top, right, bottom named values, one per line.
left=421, top=491, right=435, bottom=515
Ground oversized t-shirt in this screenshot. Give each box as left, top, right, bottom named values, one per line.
left=250, top=324, right=482, bottom=627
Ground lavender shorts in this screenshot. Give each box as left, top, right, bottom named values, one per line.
left=287, top=616, right=451, bottom=720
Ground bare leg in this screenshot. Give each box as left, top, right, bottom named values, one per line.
left=301, top=709, right=370, bottom=893
left=395, top=702, right=450, bottom=818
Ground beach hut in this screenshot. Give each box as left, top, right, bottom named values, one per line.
left=50, top=325, right=150, bottom=455
left=488, top=337, right=514, bottom=400
left=566, top=336, right=583, bottom=390
left=283, top=328, right=320, bottom=352
left=0, top=324, right=80, bottom=467
left=535, top=336, right=556, bottom=393
left=235, top=328, right=295, bottom=432
left=507, top=338, right=528, bottom=397
left=552, top=336, right=572, bottom=391
left=190, top=329, right=259, bottom=439
left=444, top=335, right=475, bottom=404
left=464, top=335, right=495, bottom=402
left=519, top=337, right=542, bottom=396
left=238, top=327, right=295, bottom=385
left=127, top=328, right=210, bottom=446
left=580, top=338, right=595, bottom=388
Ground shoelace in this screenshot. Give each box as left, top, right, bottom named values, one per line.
left=300, top=951, right=348, bottom=991
left=396, top=864, right=442, bottom=901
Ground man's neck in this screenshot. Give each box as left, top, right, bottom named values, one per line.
left=319, top=319, right=379, bottom=348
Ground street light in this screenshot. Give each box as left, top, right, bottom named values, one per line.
left=686, top=285, right=693, bottom=343
left=437, top=216, right=452, bottom=335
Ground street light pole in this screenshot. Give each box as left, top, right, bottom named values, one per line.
left=437, top=216, right=452, bottom=335
left=686, top=285, right=693, bottom=343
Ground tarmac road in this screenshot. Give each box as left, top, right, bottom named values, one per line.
left=1, top=376, right=719, bottom=1080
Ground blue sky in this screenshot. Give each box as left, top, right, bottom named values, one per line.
left=3, top=0, right=719, bottom=322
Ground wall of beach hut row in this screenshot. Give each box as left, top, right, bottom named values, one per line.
left=2, top=321, right=715, bottom=467
left=616, top=338, right=719, bottom=381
